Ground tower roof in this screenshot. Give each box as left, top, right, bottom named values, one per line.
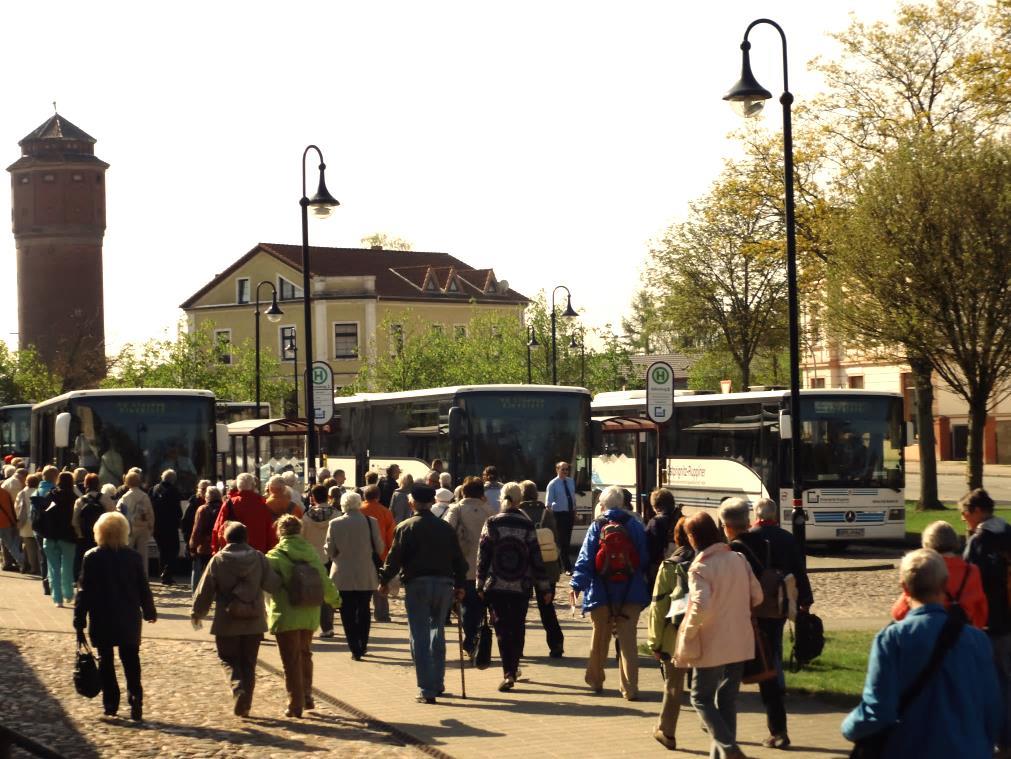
left=19, top=114, right=96, bottom=146
left=8, top=112, right=107, bottom=172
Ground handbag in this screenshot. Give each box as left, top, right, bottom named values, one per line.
left=474, top=610, right=493, bottom=670
left=536, top=509, right=559, bottom=564
left=849, top=611, right=965, bottom=759
left=74, top=639, right=102, bottom=699
left=742, top=619, right=778, bottom=684
left=362, top=516, right=383, bottom=572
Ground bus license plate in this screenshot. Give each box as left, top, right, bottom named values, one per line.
left=836, top=528, right=865, bottom=538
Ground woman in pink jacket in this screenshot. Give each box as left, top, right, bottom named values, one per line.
left=674, top=512, right=762, bottom=759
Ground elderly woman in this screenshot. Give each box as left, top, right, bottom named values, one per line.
left=189, top=486, right=224, bottom=592
left=192, top=521, right=280, bottom=717
left=211, top=473, right=276, bottom=554
left=892, top=521, right=987, bottom=628
left=674, top=511, right=762, bottom=759
left=40, top=471, right=79, bottom=607
left=266, top=515, right=340, bottom=718
left=181, top=479, right=211, bottom=559
left=15, top=474, right=41, bottom=576
left=324, top=492, right=384, bottom=659
left=266, top=474, right=302, bottom=520
left=844, top=549, right=1001, bottom=757
left=74, top=511, right=157, bottom=720
left=390, top=473, right=414, bottom=524
left=477, top=482, right=553, bottom=691
left=117, top=471, right=155, bottom=575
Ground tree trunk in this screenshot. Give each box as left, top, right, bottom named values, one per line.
left=966, top=393, right=987, bottom=491
left=910, top=356, right=943, bottom=510
left=739, top=361, right=750, bottom=393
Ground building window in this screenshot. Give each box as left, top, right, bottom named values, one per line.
left=43, top=174, right=55, bottom=183
left=278, top=275, right=303, bottom=301
left=446, top=277, right=459, bottom=293
left=280, top=326, right=296, bottom=361
left=430, top=324, right=444, bottom=336
left=810, top=377, right=825, bottom=389
left=390, top=324, right=404, bottom=356
left=72, top=173, right=83, bottom=182
left=19, top=176, right=29, bottom=185
left=334, top=323, right=359, bottom=358
left=454, top=325, right=467, bottom=339
left=214, top=329, right=232, bottom=365
left=236, top=278, right=250, bottom=304
left=848, top=375, right=865, bottom=390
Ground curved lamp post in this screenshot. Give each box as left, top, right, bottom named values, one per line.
left=526, top=327, right=539, bottom=384
left=724, top=18, right=805, bottom=551
left=254, top=281, right=283, bottom=473
left=300, top=145, right=340, bottom=484
left=569, top=331, right=586, bottom=387
left=550, top=286, right=578, bottom=385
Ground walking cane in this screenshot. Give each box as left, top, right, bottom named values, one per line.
left=455, top=601, right=467, bottom=699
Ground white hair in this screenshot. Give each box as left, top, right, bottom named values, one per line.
left=161, top=469, right=177, bottom=484
left=94, top=511, right=130, bottom=549
left=267, top=474, right=286, bottom=493
left=598, top=485, right=626, bottom=512
left=439, top=472, right=452, bottom=488
left=236, top=473, right=257, bottom=492
left=753, top=497, right=778, bottom=522
left=719, top=497, right=751, bottom=531
left=100, top=483, right=117, bottom=498
left=341, top=491, right=362, bottom=511
left=900, top=548, right=949, bottom=601
left=281, top=471, right=297, bottom=486
left=922, top=521, right=960, bottom=555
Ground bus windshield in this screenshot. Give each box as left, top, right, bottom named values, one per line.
left=0, top=406, right=31, bottom=458
left=68, top=396, right=214, bottom=496
left=457, top=391, right=590, bottom=491
left=797, top=396, right=904, bottom=489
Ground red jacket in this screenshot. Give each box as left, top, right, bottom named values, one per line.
left=210, top=490, right=278, bottom=555
left=892, top=554, right=988, bottom=629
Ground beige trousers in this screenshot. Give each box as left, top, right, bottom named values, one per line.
left=585, top=603, right=642, bottom=698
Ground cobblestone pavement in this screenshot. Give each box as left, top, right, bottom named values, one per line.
left=0, top=628, right=426, bottom=759
left=808, top=569, right=897, bottom=630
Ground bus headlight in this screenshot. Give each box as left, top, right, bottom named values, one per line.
left=888, top=508, right=905, bottom=521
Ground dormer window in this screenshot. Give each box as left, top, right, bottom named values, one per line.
left=278, top=275, right=303, bottom=301
left=424, top=275, right=439, bottom=292
left=446, top=277, right=459, bottom=293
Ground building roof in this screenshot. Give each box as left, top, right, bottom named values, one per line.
left=180, top=243, right=528, bottom=308
left=20, top=114, right=97, bottom=145
left=628, top=353, right=693, bottom=380
left=7, top=113, right=108, bottom=173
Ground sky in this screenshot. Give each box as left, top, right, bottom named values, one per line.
left=0, top=0, right=900, bottom=353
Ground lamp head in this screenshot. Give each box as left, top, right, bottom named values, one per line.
left=308, top=168, right=340, bottom=220
left=723, top=40, right=772, bottom=119
left=284, top=335, right=297, bottom=353
left=527, top=329, right=540, bottom=348
left=568, top=335, right=578, bottom=349
left=562, top=294, right=578, bottom=319
left=266, top=294, right=284, bottom=323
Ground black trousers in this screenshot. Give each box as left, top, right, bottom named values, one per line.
left=155, top=532, right=178, bottom=581
left=339, top=590, right=372, bottom=657
left=487, top=590, right=528, bottom=678
left=554, top=511, right=574, bottom=571
left=757, top=617, right=788, bottom=735
left=97, top=645, right=142, bottom=714
left=215, top=634, right=261, bottom=712
left=536, top=591, right=564, bottom=653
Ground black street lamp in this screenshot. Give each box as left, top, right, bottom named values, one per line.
left=550, top=286, right=578, bottom=385
left=284, top=329, right=298, bottom=419
left=299, top=145, right=340, bottom=485
left=254, top=281, right=283, bottom=473
left=569, top=332, right=586, bottom=387
left=526, top=327, right=539, bottom=384
left=724, top=18, right=805, bottom=551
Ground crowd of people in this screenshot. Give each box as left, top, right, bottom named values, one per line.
left=5, top=453, right=1011, bottom=757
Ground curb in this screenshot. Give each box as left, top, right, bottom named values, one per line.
left=807, top=563, right=895, bottom=574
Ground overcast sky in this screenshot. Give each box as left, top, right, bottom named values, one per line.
left=1, top=0, right=899, bottom=352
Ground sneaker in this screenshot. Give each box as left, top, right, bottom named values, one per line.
left=284, top=708, right=302, bottom=718
left=55, top=601, right=64, bottom=608
left=415, top=695, right=436, bottom=705
left=498, top=676, right=515, bottom=692
left=652, top=728, right=676, bottom=750
left=319, top=630, right=335, bottom=639
left=42, top=579, right=51, bottom=595
left=762, top=733, right=790, bottom=749
left=548, top=648, right=564, bottom=659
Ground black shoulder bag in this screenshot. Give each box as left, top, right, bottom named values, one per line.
left=849, top=611, right=965, bottom=759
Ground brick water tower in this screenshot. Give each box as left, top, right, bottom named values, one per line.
left=7, top=113, right=108, bottom=387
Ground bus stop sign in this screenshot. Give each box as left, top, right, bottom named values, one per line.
left=310, top=361, right=335, bottom=425
left=646, top=361, right=674, bottom=424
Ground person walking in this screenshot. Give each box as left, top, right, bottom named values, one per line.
left=181, top=479, right=211, bottom=562
left=644, top=489, right=681, bottom=590
left=482, top=466, right=503, bottom=510
left=843, top=548, right=1001, bottom=758
left=191, top=520, right=281, bottom=717
left=674, top=511, right=762, bottom=759
left=431, top=488, right=454, bottom=519
left=15, top=473, right=41, bottom=575
left=0, top=471, right=23, bottom=572
left=211, top=473, right=278, bottom=555
left=324, top=492, right=385, bottom=659
left=72, top=474, right=109, bottom=578
left=724, top=497, right=812, bottom=750
left=150, top=469, right=183, bottom=585
left=546, top=461, right=577, bottom=573
left=476, top=482, right=553, bottom=691
left=301, top=483, right=339, bottom=638
left=265, top=515, right=340, bottom=718
left=570, top=485, right=650, bottom=700
left=189, top=486, right=225, bottom=593
left=517, top=479, right=564, bottom=657
left=116, top=471, right=155, bottom=577
left=893, top=520, right=987, bottom=628
left=378, top=464, right=400, bottom=508
left=40, top=471, right=78, bottom=607
left=445, top=476, right=496, bottom=657
left=378, top=485, right=467, bottom=704
left=648, top=516, right=694, bottom=751
left=73, top=511, right=157, bottom=721
left=390, top=473, right=414, bottom=524
left=266, top=474, right=302, bottom=520
left=360, top=484, right=396, bottom=623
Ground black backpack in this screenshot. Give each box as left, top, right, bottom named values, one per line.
left=78, top=493, right=105, bottom=545
left=789, top=610, right=825, bottom=671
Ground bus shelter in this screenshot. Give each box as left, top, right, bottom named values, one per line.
left=225, top=417, right=334, bottom=483
left=593, top=415, right=660, bottom=517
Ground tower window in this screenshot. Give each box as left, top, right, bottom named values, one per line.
left=43, top=174, right=55, bottom=183
left=19, top=176, right=29, bottom=185
left=96, top=176, right=102, bottom=185
left=72, top=173, right=83, bottom=182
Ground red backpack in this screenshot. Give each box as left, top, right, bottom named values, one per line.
left=594, top=515, right=640, bottom=584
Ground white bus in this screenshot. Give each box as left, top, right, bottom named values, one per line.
left=323, top=384, right=595, bottom=536
left=0, top=404, right=32, bottom=462
left=591, top=388, right=907, bottom=542
left=31, top=388, right=223, bottom=498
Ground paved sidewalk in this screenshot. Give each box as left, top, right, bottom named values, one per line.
left=0, top=570, right=856, bottom=758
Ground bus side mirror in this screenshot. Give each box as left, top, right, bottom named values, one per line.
left=590, top=420, right=603, bottom=455
left=448, top=406, right=465, bottom=441
left=905, top=421, right=916, bottom=445
left=54, top=412, right=71, bottom=449
left=779, top=411, right=792, bottom=440
left=216, top=424, right=230, bottom=454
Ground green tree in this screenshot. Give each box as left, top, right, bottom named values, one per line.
left=0, top=344, right=63, bottom=404
left=360, top=233, right=412, bottom=251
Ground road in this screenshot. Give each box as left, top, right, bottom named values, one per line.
left=905, top=468, right=1011, bottom=504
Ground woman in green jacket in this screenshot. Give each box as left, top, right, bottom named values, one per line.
left=266, top=514, right=340, bottom=718
left=646, top=516, right=694, bottom=751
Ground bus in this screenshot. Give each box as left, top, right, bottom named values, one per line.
left=0, top=404, right=32, bottom=461
left=591, top=388, right=907, bottom=542
left=31, top=388, right=221, bottom=498
left=215, top=401, right=271, bottom=425
left=323, top=384, right=594, bottom=535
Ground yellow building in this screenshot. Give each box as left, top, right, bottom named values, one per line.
left=180, top=242, right=528, bottom=410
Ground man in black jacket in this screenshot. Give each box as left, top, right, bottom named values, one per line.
left=150, top=469, right=183, bottom=585
left=962, top=487, right=1011, bottom=756
left=722, top=497, right=813, bottom=751
left=377, top=464, right=400, bottom=508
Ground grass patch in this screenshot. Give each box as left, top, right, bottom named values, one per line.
left=904, top=501, right=1011, bottom=543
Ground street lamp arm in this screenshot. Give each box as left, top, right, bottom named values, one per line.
left=743, top=18, right=789, bottom=93
left=255, top=280, right=279, bottom=313
left=551, top=285, right=571, bottom=311
left=301, top=144, right=325, bottom=201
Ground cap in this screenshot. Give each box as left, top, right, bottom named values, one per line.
left=435, top=488, right=454, bottom=503
left=411, top=484, right=436, bottom=503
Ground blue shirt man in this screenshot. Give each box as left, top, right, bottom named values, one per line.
left=546, top=462, right=576, bottom=572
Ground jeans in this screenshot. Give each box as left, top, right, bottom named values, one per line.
left=0, top=527, right=23, bottom=567
left=554, top=511, right=574, bottom=571
left=990, top=632, right=1011, bottom=749
left=215, top=634, right=261, bottom=714
left=339, top=590, right=372, bottom=657
left=191, top=554, right=208, bottom=594
left=276, top=628, right=314, bottom=716
left=42, top=538, right=76, bottom=604
left=757, top=617, right=787, bottom=735
left=97, top=645, right=142, bottom=716
left=459, top=584, right=486, bottom=653
left=536, top=590, right=564, bottom=653
left=404, top=575, right=454, bottom=698
left=487, top=590, right=528, bottom=677
left=692, top=661, right=745, bottom=759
